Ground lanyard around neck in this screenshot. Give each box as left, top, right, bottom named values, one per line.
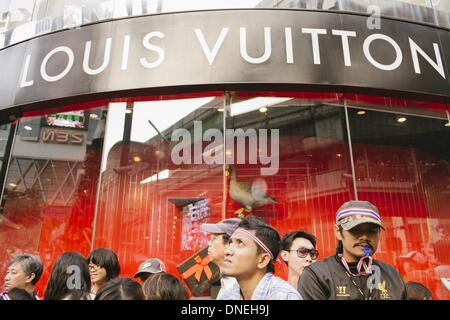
left=340, top=254, right=373, bottom=276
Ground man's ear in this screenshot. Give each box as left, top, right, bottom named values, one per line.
left=334, top=224, right=343, bottom=241
left=256, top=253, right=271, bottom=270
left=25, top=273, right=36, bottom=285
left=280, top=250, right=289, bottom=264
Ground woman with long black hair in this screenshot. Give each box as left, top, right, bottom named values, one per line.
left=44, top=252, right=91, bottom=300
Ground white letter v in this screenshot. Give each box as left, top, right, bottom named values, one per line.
left=194, top=28, right=229, bottom=65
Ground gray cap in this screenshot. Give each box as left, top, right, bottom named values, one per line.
left=202, top=218, right=241, bottom=236
left=336, top=200, right=384, bottom=231
left=133, top=258, right=165, bottom=278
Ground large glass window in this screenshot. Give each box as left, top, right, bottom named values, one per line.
left=224, top=92, right=354, bottom=261
left=0, top=104, right=107, bottom=293
left=0, top=92, right=448, bottom=299
left=346, top=100, right=450, bottom=300
left=93, top=95, right=226, bottom=277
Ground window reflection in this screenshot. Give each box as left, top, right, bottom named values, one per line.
left=347, top=105, right=450, bottom=300
left=226, top=94, right=353, bottom=261
left=0, top=92, right=448, bottom=299
left=0, top=105, right=107, bottom=294
left=94, top=95, right=225, bottom=279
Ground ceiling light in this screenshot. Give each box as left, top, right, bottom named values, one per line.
left=445, top=122, right=450, bottom=127
left=259, top=107, right=268, bottom=113
left=357, top=110, right=366, bottom=115
left=24, top=125, right=32, bottom=131
left=8, top=183, right=16, bottom=188
left=397, top=117, right=407, bottom=123
left=125, top=109, right=132, bottom=114
left=140, top=169, right=169, bottom=184
left=132, top=155, right=142, bottom=162
left=230, top=97, right=291, bottom=116
left=89, top=113, right=99, bottom=119
left=218, top=108, right=224, bottom=112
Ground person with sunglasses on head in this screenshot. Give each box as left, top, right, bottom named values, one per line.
left=280, top=231, right=318, bottom=289
left=298, top=200, right=407, bottom=300
left=217, top=216, right=302, bottom=300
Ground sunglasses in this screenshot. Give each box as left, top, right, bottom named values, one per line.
left=289, top=247, right=319, bottom=260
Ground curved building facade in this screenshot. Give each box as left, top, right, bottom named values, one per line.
left=0, top=0, right=449, bottom=299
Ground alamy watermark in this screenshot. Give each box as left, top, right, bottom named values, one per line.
left=171, top=121, right=279, bottom=176
left=367, top=5, right=381, bottom=30
left=66, top=265, right=81, bottom=290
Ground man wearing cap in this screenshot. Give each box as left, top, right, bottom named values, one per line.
left=134, top=258, right=166, bottom=283
left=298, top=200, right=407, bottom=300
left=217, top=216, right=302, bottom=300
left=202, top=218, right=241, bottom=299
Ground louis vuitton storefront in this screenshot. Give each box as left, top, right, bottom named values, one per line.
left=0, top=0, right=449, bottom=299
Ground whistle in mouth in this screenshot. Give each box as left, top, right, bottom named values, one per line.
left=363, top=246, right=372, bottom=256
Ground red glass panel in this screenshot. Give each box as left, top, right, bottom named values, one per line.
left=0, top=106, right=105, bottom=296
left=1, top=92, right=448, bottom=300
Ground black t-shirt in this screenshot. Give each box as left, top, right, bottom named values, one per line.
left=298, top=255, right=407, bottom=300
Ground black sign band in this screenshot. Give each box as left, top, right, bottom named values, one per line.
left=1, top=9, right=449, bottom=111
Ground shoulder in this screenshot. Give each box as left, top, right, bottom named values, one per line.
left=216, top=280, right=241, bottom=300
left=268, top=275, right=303, bottom=300
left=221, top=276, right=237, bottom=286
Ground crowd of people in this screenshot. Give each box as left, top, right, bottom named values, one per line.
left=0, top=200, right=434, bottom=300
left=0, top=249, right=188, bottom=300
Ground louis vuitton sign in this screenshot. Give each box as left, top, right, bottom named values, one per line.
left=1, top=9, right=449, bottom=110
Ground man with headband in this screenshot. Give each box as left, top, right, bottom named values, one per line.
left=298, top=200, right=407, bottom=300
left=217, top=216, right=302, bottom=300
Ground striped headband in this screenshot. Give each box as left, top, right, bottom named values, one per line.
left=233, top=228, right=274, bottom=260
left=336, top=207, right=381, bottom=223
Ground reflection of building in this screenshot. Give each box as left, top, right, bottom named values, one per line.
left=4, top=110, right=105, bottom=205
left=0, top=1, right=449, bottom=299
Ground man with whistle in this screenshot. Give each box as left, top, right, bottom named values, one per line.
left=298, top=200, right=407, bottom=300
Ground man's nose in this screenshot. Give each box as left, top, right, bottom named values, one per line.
left=224, top=245, right=234, bottom=256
